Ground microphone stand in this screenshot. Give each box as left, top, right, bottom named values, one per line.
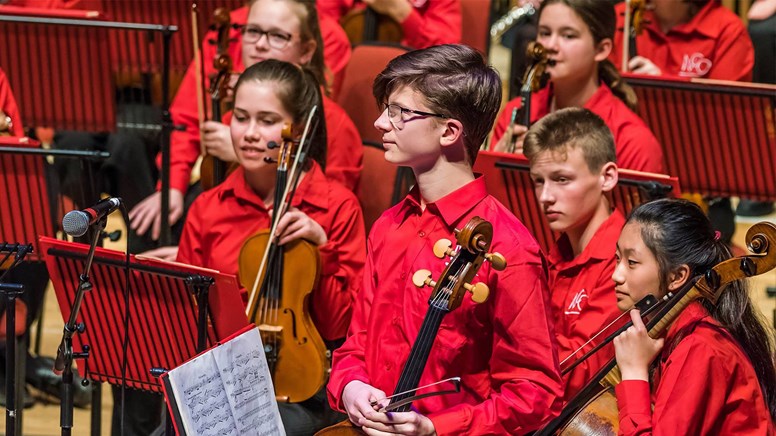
left=54, top=218, right=104, bottom=436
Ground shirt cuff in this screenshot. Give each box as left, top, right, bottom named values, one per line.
left=615, top=379, right=652, bottom=424
left=428, top=407, right=470, bottom=436
left=329, top=374, right=371, bottom=412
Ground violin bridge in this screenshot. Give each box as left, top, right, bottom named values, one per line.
left=258, top=324, right=283, bottom=333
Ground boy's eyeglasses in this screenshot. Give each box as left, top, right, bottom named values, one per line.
left=241, top=25, right=293, bottom=49
left=383, top=103, right=448, bottom=130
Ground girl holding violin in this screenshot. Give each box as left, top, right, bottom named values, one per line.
left=491, top=0, right=664, bottom=175
left=612, top=198, right=776, bottom=434
left=177, top=59, right=366, bottom=435
left=130, top=0, right=363, bottom=242
left=611, top=0, right=755, bottom=81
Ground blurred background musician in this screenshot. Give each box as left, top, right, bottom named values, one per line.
left=317, top=0, right=462, bottom=48
left=129, top=0, right=363, bottom=246
left=491, top=0, right=664, bottom=175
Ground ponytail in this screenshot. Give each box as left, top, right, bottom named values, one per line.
left=599, top=59, right=638, bottom=112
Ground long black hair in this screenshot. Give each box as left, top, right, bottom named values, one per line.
left=233, top=59, right=327, bottom=170
left=627, top=198, right=776, bottom=420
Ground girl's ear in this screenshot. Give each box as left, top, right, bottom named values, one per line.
left=667, top=264, right=691, bottom=291
left=595, top=37, right=613, bottom=63
left=299, top=39, right=317, bottom=66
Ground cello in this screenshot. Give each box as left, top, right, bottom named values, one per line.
left=315, top=216, right=507, bottom=435
left=506, top=41, right=552, bottom=154
left=238, top=109, right=329, bottom=404
left=535, top=221, right=776, bottom=435
left=620, top=0, right=647, bottom=73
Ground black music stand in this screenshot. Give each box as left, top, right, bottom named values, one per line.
left=474, top=151, right=681, bottom=252
left=40, top=236, right=249, bottom=436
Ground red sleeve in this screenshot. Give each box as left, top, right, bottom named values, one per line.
left=707, top=21, right=754, bottom=82
left=615, top=336, right=734, bottom=435
left=326, top=231, right=378, bottom=409
left=0, top=69, right=24, bottom=137
left=400, top=0, right=461, bottom=49
left=428, top=254, right=562, bottom=435
left=312, top=189, right=366, bottom=341
left=491, top=97, right=522, bottom=148
left=556, top=272, right=619, bottom=401
left=316, top=0, right=352, bottom=21
left=176, top=195, right=206, bottom=266
left=162, top=60, right=204, bottom=194
left=322, top=97, right=362, bottom=191
left=319, top=13, right=352, bottom=76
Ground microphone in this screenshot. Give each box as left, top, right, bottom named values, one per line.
left=62, top=197, right=122, bottom=237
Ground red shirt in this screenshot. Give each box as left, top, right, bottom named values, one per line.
left=547, top=210, right=624, bottom=403
left=328, top=177, right=563, bottom=435
left=176, top=162, right=366, bottom=341
left=611, top=1, right=754, bottom=81
left=317, top=0, right=461, bottom=49
left=0, top=68, right=24, bottom=137
left=615, top=302, right=775, bottom=435
left=163, top=6, right=362, bottom=193
left=492, top=84, right=665, bottom=174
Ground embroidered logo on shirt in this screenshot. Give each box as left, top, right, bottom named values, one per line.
left=680, top=53, right=712, bottom=77
left=565, top=289, right=588, bottom=315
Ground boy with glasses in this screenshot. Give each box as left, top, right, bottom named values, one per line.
left=327, top=44, right=562, bottom=436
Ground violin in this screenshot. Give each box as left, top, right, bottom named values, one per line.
left=239, top=112, right=329, bottom=404
left=315, top=217, right=507, bottom=435
left=341, top=2, right=403, bottom=46
left=199, top=6, right=238, bottom=190
left=535, top=221, right=776, bottom=435
left=621, top=0, right=647, bottom=72
left=507, top=41, right=551, bottom=154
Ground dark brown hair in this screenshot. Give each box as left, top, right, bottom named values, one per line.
left=540, top=0, right=639, bottom=111
left=373, top=44, right=501, bottom=165
left=524, top=107, right=615, bottom=172
left=233, top=59, right=327, bottom=169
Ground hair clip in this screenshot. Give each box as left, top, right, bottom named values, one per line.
left=714, top=230, right=722, bottom=241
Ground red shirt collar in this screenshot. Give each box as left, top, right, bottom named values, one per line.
left=217, top=161, right=330, bottom=211
left=400, top=175, right=489, bottom=227
left=548, top=209, right=626, bottom=268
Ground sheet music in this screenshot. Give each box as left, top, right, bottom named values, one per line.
left=167, top=327, right=283, bottom=436
left=213, top=328, right=285, bottom=435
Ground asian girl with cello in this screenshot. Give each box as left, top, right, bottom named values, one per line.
left=612, top=198, right=776, bottom=434
left=491, top=0, right=664, bottom=175
left=130, top=0, right=363, bottom=243
left=176, top=59, right=366, bottom=435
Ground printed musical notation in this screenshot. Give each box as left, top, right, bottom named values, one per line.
left=167, top=327, right=285, bottom=435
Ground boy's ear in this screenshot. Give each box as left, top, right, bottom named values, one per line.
left=599, top=162, right=618, bottom=193
left=667, top=264, right=691, bottom=291
left=595, top=37, right=613, bottom=63
left=440, top=118, right=465, bottom=147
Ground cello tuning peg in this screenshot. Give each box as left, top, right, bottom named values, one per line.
left=263, top=157, right=277, bottom=164
left=433, top=239, right=453, bottom=259
left=485, top=252, right=507, bottom=271
left=412, top=269, right=435, bottom=288
left=267, top=141, right=280, bottom=149
left=463, top=282, right=489, bottom=303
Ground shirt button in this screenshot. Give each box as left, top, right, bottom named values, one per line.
left=385, top=363, right=392, bottom=371
left=418, top=231, right=425, bottom=237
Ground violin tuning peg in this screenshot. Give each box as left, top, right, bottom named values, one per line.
left=464, top=282, right=489, bottom=304
left=412, top=269, right=435, bottom=288
left=433, top=239, right=453, bottom=259
left=485, top=252, right=507, bottom=271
